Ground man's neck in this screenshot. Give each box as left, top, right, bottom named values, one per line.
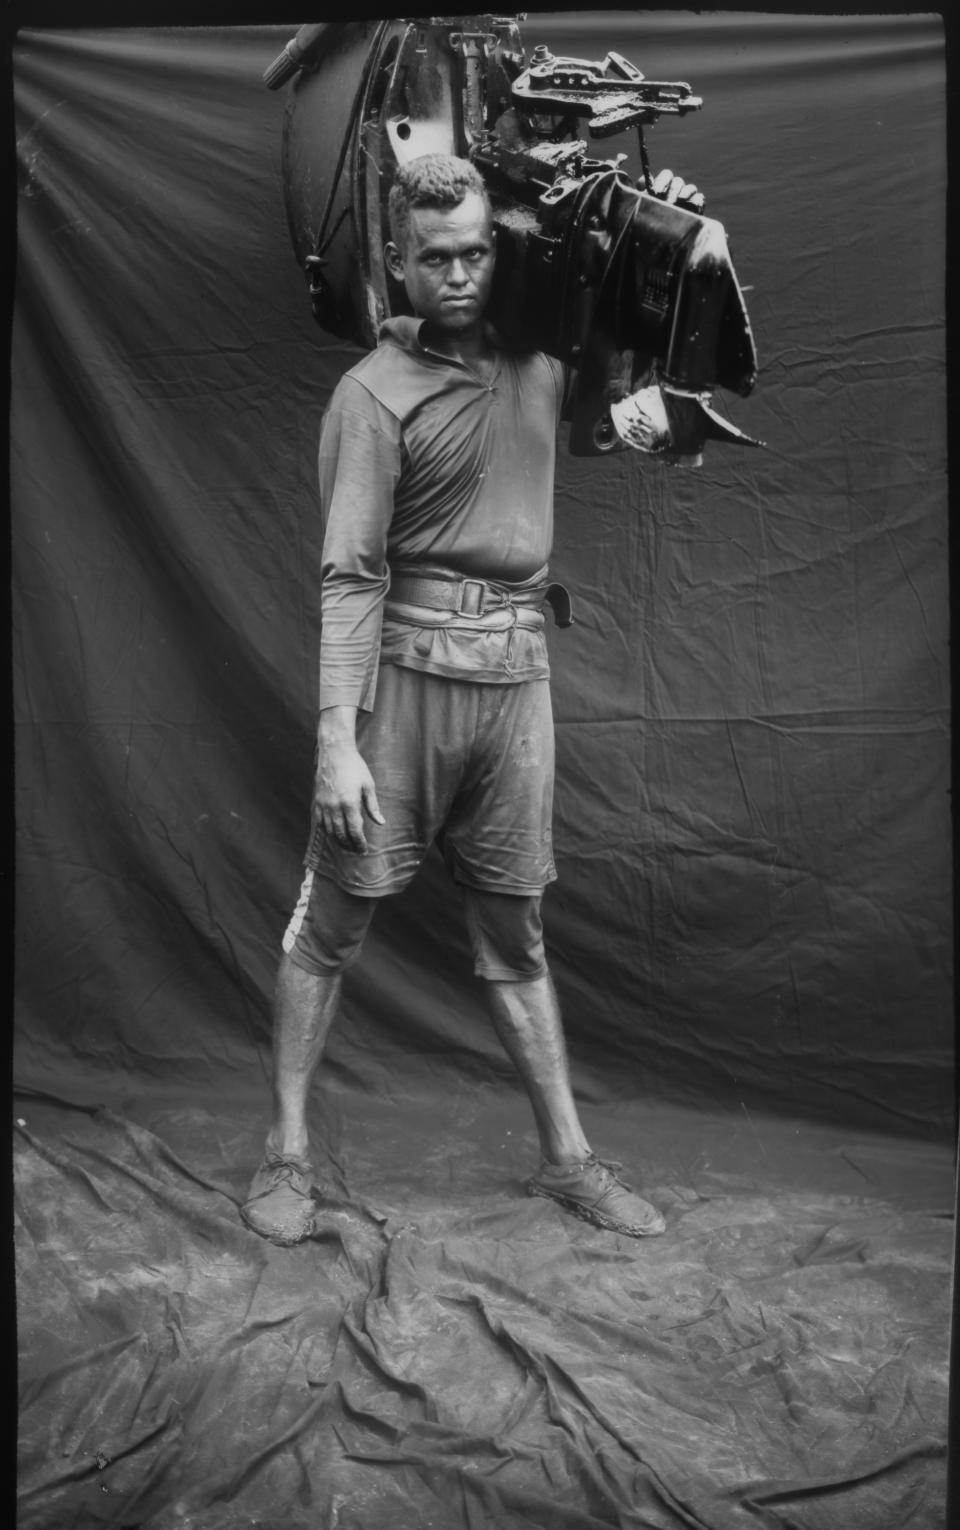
left=420, top=319, right=493, bottom=368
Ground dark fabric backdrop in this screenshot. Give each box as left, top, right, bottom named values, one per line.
left=12, top=14, right=951, bottom=1136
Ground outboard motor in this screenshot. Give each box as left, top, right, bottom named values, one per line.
left=265, top=16, right=761, bottom=460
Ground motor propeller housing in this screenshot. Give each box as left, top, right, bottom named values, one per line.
left=268, top=16, right=761, bottom=459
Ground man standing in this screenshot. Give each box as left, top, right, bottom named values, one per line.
left=242, top=154, right=667, bottom=1246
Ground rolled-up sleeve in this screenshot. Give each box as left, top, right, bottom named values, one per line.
left=317, top=379, right=402, bottom=712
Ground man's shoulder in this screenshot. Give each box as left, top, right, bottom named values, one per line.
left=321, top=350, right=407, bottom=429
left=329, top=329, right=568, bottom=421
left=512, top=348, right=567, bottom=381
left=500, top=348, right=570, bottom=419
left=494, top=341, right=567, bottom=387
left=336, top=336, right=432, bottom=421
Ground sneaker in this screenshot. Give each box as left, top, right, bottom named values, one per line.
left=240, top=1153, right=317, bottom=1245
left=528, top=1154, right=665, bottom=1238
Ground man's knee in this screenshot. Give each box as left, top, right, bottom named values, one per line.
left=282, top=869, right=377, bottom=976
left=462, top=886, right=548, bottom=982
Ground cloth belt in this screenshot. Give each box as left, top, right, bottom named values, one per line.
left=388, top=568, right=574, bottom=628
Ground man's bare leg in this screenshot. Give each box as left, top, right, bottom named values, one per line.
left=483, top=972, right=590, bottom=1164
left=266, top=954, right=342, bottom=1161
left=483, top=971, right=666, bottom=1237
left=241, top=953, right=341, bottom=1243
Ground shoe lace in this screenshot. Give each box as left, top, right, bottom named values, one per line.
left=539, top=1154, right=634, bottom=1192
left=263, top=1155, right=310, bottom=1186
left=590, top=1156, right=634, bottom=1190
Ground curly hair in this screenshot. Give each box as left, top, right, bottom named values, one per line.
left=388, top=154, right=491, bottom=249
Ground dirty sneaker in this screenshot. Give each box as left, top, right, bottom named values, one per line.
left=528, top=1154, right=665, bottom=1237
left=241, top=1153, right=317, bottom=1245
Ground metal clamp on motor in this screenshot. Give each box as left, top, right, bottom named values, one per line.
left=511, top=45, right=702, bottom=136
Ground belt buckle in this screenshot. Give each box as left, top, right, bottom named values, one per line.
left=458, top=579, right=486, bottom=617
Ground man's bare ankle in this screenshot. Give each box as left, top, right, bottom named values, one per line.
left=265, top=1128, right=311, bottom=1163
left=543, top=1142, right=592, bottom=1167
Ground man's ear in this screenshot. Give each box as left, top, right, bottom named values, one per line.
left=384, top=241, right=405, bottom=282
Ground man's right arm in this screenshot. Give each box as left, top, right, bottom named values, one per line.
left=315, top=382, right=402, bottom=852
left=315, top=704, right=384, bottom=853
left=317, top=386, right=402, bottom=714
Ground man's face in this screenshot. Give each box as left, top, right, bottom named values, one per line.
left=385, top=191, right=495, bottom=338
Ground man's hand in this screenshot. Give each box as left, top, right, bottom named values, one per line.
left=649, top=167, right=704, bottom=214
left=315, top=706, right=385, bottom=854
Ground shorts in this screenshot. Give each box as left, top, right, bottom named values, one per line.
left=304, top=664, right=557, bottom=896
left=283, top=869, right=548, bottom=981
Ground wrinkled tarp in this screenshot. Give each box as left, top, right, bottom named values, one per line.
left=15, top=1082, right=954, bottom=1530
left=11, top=14, right=953, bottom=1530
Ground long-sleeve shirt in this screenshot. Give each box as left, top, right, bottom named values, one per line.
left=317, top=316, right=568, bottom=712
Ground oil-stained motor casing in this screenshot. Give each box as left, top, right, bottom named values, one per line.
left=275, top=16, right=760, bottom=457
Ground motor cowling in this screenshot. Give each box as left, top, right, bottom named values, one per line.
left=269, top=16, right=761, bottom=459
